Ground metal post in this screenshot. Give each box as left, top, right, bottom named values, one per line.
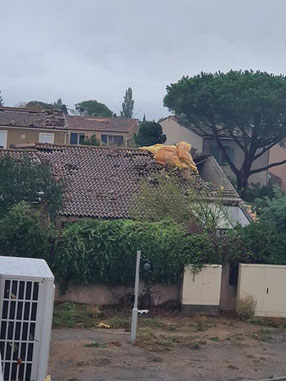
left=130, top=250, right=141, bottom=344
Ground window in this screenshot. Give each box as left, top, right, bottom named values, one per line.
left=0, top=131, right=7, bottom=148
left=101, top=135, right=124, bottom=146
left=39, top=132, right=54, bottom=144
left=210, top=144, right=234, bottom=165
left=70, top=133, right=85, bottom=145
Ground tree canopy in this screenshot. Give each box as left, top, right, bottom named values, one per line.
left=164, top=70, right=286, bottom=197
left=83, top=135, right=100, bottom=146
left=25, top=98, right=67, bottom=113
left=134, top=120, right=166, bottom=147
left=0, top=155, right=64, bottom=218
left=120, top=87, right=134, bottom=118
left=75, top=100, right=113, bottom=117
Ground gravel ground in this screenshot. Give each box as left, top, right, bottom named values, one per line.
left=49, top=327, right=286, bottom=381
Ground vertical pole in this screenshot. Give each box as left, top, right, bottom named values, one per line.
left=130, top=250, right=141, bottom=344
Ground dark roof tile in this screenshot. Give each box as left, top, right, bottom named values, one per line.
left=0, top=107, right=67, bottom=130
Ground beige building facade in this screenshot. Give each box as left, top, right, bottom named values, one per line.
left=269, top=144, right=286, bottom=191
left=160, top=116, right=269, bottom=187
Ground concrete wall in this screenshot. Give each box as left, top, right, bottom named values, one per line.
left=0, top=126, right=68, bottom=147
left=203, top=137, right=269, bottom=186
left=269, top=144, right=286, bottom=191
left=55, top=281, right=180, bottom=307
left=160, top=117, right=203, bottom=152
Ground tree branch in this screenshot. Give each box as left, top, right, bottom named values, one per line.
left=253, top=140, right=280, bottom=161
left=210, top=122, right=240, bottom=176
left=250, top=158, right=286, bottom=175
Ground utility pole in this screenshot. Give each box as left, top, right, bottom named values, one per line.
left=130, top=250, right=141, bottom=344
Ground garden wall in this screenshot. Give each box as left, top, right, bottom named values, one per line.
left=55, top=281, right=181, bottom=307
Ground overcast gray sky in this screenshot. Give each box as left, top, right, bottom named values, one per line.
left=1, top=0, right=286, bottom=120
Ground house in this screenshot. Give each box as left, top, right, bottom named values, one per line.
left=269, top=144, right=286, bottom=192
left=160, top=116, right=269, bottom=187
left=0, top=107, right=69, bottom=148
left=66, top=115, right=139, bottom=146
left=0, top=107, right=139, bottom=149
left=0, top=143, right=250, bottom=229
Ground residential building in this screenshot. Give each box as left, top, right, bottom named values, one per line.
left=66, top=116, right=139, bottom=146
left=269, top=144, right=286, bottom=192
left=160, top=116, right=269, bottom=186
left=0, top=107, right=68, bottom=148
left=0, top=143, right=250, bottom=228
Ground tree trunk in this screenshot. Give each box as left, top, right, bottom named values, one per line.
left=236, top=171, right=250, bottom=200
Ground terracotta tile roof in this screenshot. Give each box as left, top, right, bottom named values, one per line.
left=66, top=115, right=138, bottom=133
left=0, top=144, right=218, bottom=219
left=0, top=107, right=67, bottom=130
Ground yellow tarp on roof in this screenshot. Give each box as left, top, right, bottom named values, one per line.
left=140, top=141, right=198, bottom=173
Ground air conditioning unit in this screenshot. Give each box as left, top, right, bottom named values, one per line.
left=0, top=257, right=54, bottom=381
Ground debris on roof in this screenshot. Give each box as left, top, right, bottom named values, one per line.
left=0, top=143, right=243, bottom=219
left=0, top=107, right=67, bottom=130
left=66, top=115, right=138, bottom=133
left=139, top=141, right=198, bottom=173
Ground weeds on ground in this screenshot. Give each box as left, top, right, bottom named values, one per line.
left=84, top=341, right=106, bottom=348
left=236, top=296, right=256, bottom=320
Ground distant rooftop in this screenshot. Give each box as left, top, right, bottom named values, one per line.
left=66, top=115, right=138, bottom=133
left=0, top=107, right=67, bottom=130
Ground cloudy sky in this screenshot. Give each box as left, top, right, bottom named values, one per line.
left=1, top=0, right=286, bottom=120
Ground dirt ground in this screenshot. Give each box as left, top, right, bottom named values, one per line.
left=49, top=306, right=286, bottom=381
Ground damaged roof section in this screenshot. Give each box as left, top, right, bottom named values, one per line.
left=0, top=107, right=67, bottom=130
left=66, top=115, right=138, bottom=133
left=0, top=143, right=244, bottom=219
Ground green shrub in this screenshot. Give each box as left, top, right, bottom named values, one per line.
left=0, top=201, right=54, bottom=261
left=54, top=219, right=222, bottom=285
left=236, top=295, right=257, bottom=320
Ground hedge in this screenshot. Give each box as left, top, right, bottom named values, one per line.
left=53, top=219, right=221, bottom=285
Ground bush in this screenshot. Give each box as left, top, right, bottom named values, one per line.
left=0, top=202, right=54, bottom=261
left=236, top=295, right=257, bottom=320
left=54, top=219, right=222, bottom=285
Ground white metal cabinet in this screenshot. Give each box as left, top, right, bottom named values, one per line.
left=182, top=265, right=222, bottom=314
left=238, top=264, right=286, bottom=317
left=0, top=257, right=54, bottom=381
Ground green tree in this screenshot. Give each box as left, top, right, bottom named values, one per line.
left=164, top=70, right=286, bottom=198
left=257, top=187, right=286, bottom=233
left=120, top=87, right=134, bottom=118
left=83, top=135, right=100, bottom=146
left=131, top=173, right=229, bottom=233
left=75, top=100, right=113, bottom=117
left=134, top=121, right=166, bottom=146
left=0, top=202, right=53, bottom=260
left=0, top=155, right=64, bottom=218
left=0, top=91, right=4, bottom=106
left=25, top=98, right=67, bottom=112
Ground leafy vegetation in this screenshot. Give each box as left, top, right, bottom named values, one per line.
left=25, top=98, right=67, bottom=113
left=0, top=202, right=54, bottom=260
left=0, top=154, right=64, bottom=218
left=75, top=100, right=113, bottom=117
left=236, top=295, right=257, bottom=320
left=134, top=121, right=166, bottom=146
left=121, top=87, right=134, bottom=118
left=54, top=219, right=220, bottom=285
left=83, top=135, right=100, bottom=146
left=164, top=70, right=286, bottom=197
left=131, top=173, right=229, bottom=233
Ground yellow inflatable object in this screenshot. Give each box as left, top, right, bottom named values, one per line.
left=140, top=141, right=198, bottom=173
left=97, top=322, right=111, bottom=329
